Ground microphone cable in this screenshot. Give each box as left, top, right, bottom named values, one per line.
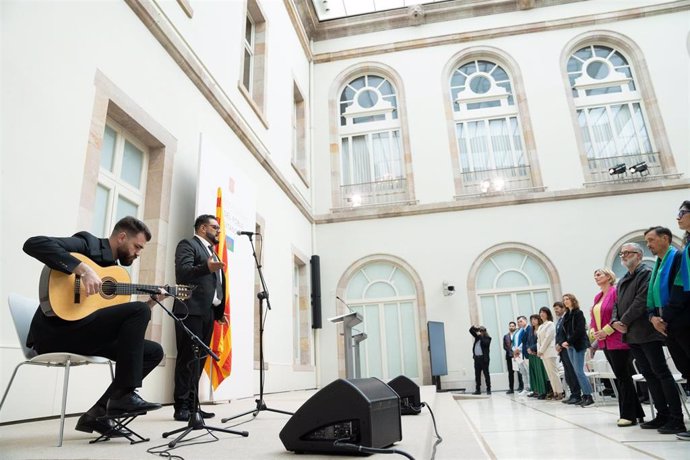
left=333, top=439, right=415, bottom=459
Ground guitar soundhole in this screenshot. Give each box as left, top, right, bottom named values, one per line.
left=101, top=278, right=117, bottom=299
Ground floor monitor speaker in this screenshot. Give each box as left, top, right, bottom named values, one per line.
left=388, top=375, right=422, bottom=415
left=279, top=377, right=402, bottom=454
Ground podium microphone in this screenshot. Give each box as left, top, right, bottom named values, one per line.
left=236, top=230, right=259, bottom=237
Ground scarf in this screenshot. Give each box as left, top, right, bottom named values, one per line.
left=681, top=244, right=690, bottom=291
left=647, top=246, right=677, bottom=309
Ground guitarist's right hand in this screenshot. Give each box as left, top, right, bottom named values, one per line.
left=75, top=262, right=102, bottom=297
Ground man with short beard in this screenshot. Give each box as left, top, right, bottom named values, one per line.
left=23, top=216, right=164, bottom=437
left=503, top=321, right=523, bottom=394
left=612, top=238, right=684, bottom=434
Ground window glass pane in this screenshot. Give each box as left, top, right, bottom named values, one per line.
left=632, top=103, right=652, bottom=153
left=346, top=270, right=368, bottom=299
left=492, top=252, right=525, bottom=271
left=578, top=110, right=594, bottom=158
left=567, top=57, right=583, bottom=73
left=593, top=45, right=612, bottom=58
left=496, top=270, right=529, bottom=288
left=510, top=118, right=525, bottom=165
left=516, top=292, right=533, bottom=316
left=363, top=304, right=382, bottom=378
left=92, top=184, right=110, bottom=237
left=477, top=260, right=499, bottom=289
left=399, top=301, right=418, bottom=377
left=245, top=17, right=253, bottom=44
left=611, top=104, right=639, bottom=155
left=533, top=291, right=550, bottom=309
left=349, top=77, right=365, bottom=91
left=489, top=119, right=511, bottom=169
left=391, top=269, right=415, bottom=296
left=450, top=71, right=466, bottom=87
left=367, top=75, right=384, bottom=89
left=366, top=281, right=396, bottom=298
left=574, top=46, right=593, bottom=61
left=101, top=125, right=116, bottom=172
left=480, top=297, right=501, bottom=373
left=467, top=121, right=489, bottom=171
left=243, top=49, right=252, bottom=90
left=341, top=137, right=351, bottom=183
left=522, top=256, right=549, bottom=285
left=378, top=80, right=393, bottom=96
left=496, top=294, right=514, bottom=337
left=491, top=66, right=508, bottom=82
left=362, top=262, right=392, bottom=282
left=458, top=62, right=476, bottom=75
left=115, top=194, right=138, bottom=221
left=384, top=303, right=402, bottom=377
left=609, top=52, right=628, bottom=67
left=121, top=140, right=144, bottom=189
left=351, top=135, right=371, bottom=184
left=588, top=107, right=616, bottom=158
left=456, top=123, right=470, bottom=171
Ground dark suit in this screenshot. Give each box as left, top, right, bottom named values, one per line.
left=23, top=232, right=163, bottom=403
left=503, top=332, right=522, bottom=391
left=470, top=327, right=491, bottom=392
left=172, top=236, right=226, bottom=410
left=556, top=314, right=581, bottom=397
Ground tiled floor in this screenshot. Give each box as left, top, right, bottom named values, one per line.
left=456, top=391, right=690, bottom=459
left=1, top=389, right=688, bottom=459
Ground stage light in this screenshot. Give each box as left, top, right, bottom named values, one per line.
left=629, top=161, right=648, bottom=174
left=349, top=194, right=362, bottom=207
left=608, top=163, right=626, bottom=176
left=492, top=177, right=505, bottom=191
left=479, top=180, right=491, bottom=193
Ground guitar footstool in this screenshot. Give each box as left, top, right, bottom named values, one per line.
left=91, top=411, right=149, bottom=444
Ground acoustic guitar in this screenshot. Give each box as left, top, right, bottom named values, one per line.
left=38, top=252, right=191, bottom=321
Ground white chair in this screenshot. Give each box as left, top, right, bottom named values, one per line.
left=0, top=293, right=113, bottom=446
left=590, top=351, right=619, bottom=404
left=665, top=356, right=690, bottom=420
left=632, top=358, right=655, bottom=419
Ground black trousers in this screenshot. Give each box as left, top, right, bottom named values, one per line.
left=666, top=326, right=690, bottom=381
left=630, top=341, right=683, bottom=421
left=474, top=356, right=490, bottom=391
left=32, top=301, right=163, bottom=406
left=604, top=349, right=645, bottom=421
left=559, top=348, right=581, bottom=397
left=505, top=356, right=523, bottom=390
left=174, top=309, right=214, bottom=409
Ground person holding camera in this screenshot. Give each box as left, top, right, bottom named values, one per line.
left=470, top=325, right=492, bottom=395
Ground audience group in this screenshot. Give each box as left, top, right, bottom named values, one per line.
left=472, top=200, right=690, bottom=441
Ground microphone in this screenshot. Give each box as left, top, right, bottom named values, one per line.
left=138, top=287, right=168, bottom=296
left=336, top=296, right=356, bottom=314
left=236, top=230, right=259, bottom=236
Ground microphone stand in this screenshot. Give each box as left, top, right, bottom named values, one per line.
left=221, top=233, right=293, bottom=423
left=151, top=294, right=248, bottom=447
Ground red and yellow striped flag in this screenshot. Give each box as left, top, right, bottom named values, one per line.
left=205, top=187, right=232, bottom=389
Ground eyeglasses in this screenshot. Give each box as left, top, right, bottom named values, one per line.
left=206, top=224, right=221, bottom=230
left=619, top=251, right=640, bottom=257
left=678, top=209, right=690, bottom=219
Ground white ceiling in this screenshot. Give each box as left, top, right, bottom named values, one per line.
left=312, top=0, right=450, bottom=21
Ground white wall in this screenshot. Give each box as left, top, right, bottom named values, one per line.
left=0, top=0, right=315, bottom=422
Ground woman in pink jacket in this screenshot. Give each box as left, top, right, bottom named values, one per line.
left=589, top=267, right=645, bottom=427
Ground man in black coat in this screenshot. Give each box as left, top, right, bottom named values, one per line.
left=23, top=216, right=163, bottom=437
left=612, top=240, right=684, bottom=434
left=502, top=322, right=522, bottom=394
left=172, top=214, right=227, bottom=421
left=470, top=325, right=492, bottom=395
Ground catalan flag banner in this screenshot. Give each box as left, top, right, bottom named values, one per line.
left=204, top=187, right=232, bottom=389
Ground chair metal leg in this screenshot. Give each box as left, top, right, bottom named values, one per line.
left=108, top=361, right=115, bottom=380
left=0, top=362, right=27, bottom=412
left=57, top=359, right=72, bottom=447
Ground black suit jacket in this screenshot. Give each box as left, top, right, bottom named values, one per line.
left=469, top=326, right=491, bottom=359
left=172, top=236, right=225, bottom=320
left=23, top=231, right=117, bottom=347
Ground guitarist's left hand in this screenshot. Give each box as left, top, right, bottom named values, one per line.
left=146, top=288, right=169, bottom=307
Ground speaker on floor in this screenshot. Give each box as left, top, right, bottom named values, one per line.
left=279, top=377, right=402, bottom=454
left=388, top=375, right=422, bottom=415
left=310, top=255, right=322, bottom=329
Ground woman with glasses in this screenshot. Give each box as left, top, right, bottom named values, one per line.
left=588, top=268, right=644, bottom=426
left=561, top=293, right=595, bottom=407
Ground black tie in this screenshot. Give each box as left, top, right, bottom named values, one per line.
left=208, top=245, right=223, bottom=300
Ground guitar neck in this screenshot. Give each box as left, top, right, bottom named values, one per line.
left=105, top=281, right=171, bottom=296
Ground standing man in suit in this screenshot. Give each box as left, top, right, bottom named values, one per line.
left=470, top=325, right=492, bottom=395
left=503, top=321, right=522, bottom=394
left=172, top=214, right=228, bottom=421
left=23, top=216, right=164, bottom=437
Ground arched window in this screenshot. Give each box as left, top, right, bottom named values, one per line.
left=450, top=60, right=531, bottom=195
left=344, top=261, right=421, bottom=381
left=473, top=249, right=554, bottom=373
left=567, top=44, right=657, bottom=181
left=338, top=75, right=407, bottom=207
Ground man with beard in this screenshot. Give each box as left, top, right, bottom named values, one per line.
left=612, top=238, right=684, bottom=434
left=23, top=216, right=164, bottom=437
left=172, top=214, right=228, bottom=421
left=503, top=321, right=523, bottom=394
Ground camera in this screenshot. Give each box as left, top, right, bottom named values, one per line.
left=443, top=281, right=455, bottom=296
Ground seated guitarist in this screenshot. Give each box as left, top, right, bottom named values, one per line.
left=23, top=216, right=164, bottom=437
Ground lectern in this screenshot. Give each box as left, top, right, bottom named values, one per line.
left=329, top=312, right=362, bottom=379
left=352, top=332, right=368, bottom=378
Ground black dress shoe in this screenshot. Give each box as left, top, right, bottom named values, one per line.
left=75, top=412, right=127, bottom=437
left=658, top=420, right=687, bottom=434
left=173, top=408, right=191, bottom=422
left=198, top=408, right=215, bottom=419
left=640, top=416, right=668, bottom=429
left=106, top=392, right=161, bottom=415
left=506, top=390, right=514, bottom=394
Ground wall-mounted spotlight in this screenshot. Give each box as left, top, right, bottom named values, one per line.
left=629, top=161, right=648, bottom=175
left=479, top=177, right=506, bottom=193
left=608, top=163, right=626, bottom=176
left=443, top=281, right=456, bottom=296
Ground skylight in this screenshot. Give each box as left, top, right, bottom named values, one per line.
left=313, top=0, right=449, bottom=21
